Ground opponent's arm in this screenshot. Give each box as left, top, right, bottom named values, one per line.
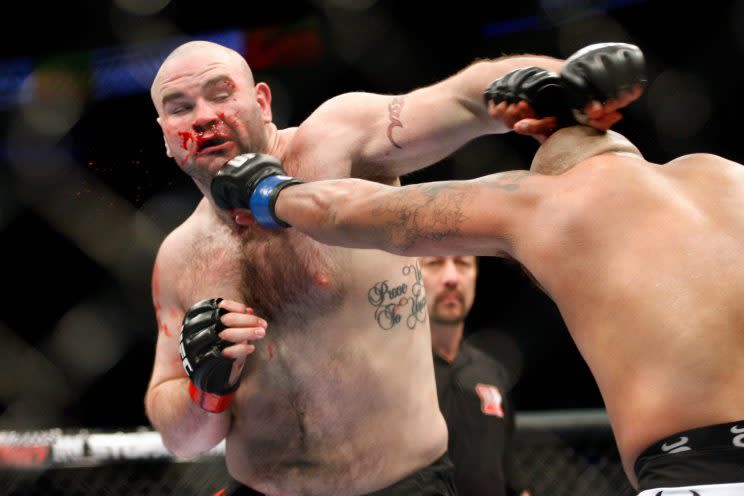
left=292, top=54, right=563, bottom=180
left=272, top=171, right=545, bottom=257
left=145, top=237, right=267, bottom=458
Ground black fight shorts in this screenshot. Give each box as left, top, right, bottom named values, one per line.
left=218, top=453, right=457, bottom=496
left=634, top=420, right=744, bottom=494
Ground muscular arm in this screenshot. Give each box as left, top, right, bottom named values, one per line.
left=293, top=55, right=562, bottom=181
left=274, top=171, right=544, bottom=257
left=145, top=237, right=230, bottom=458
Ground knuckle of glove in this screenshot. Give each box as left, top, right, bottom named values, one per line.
left=485, top=67, right=540, bottom=104
left=486, top=67, right=569, bottom=119
left=180, top=298, right=236, bottom=394
left=210, top=153, right=286, bottom=211
left=522, top=71, right=571, bottom=120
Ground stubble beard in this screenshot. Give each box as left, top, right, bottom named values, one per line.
left=429, top=300, right=467, bottom=326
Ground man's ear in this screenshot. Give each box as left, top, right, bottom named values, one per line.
left=156, top=116, right=173, bottom=158
left=255, top=82, right=273, bottom=123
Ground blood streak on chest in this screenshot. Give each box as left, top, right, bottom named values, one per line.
left=152, top=264, right=179, bottom=338
left=161, top=308, right=181, bottom=337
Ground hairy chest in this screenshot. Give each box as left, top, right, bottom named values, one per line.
left=180, top=228, right=346, bottom=325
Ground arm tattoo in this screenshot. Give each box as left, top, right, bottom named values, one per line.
left=368, top=262, right=427, bottom=330
left=386, top=96, right=405, bottom=149
left=369, top=182, right=470, bottom=251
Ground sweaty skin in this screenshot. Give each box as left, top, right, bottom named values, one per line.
left=145, top=41, right=568, bottom=495
left=274, top=126, right=744, bottom=488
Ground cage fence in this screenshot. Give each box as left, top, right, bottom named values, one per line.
left=0, top=409, right=636, bottom=495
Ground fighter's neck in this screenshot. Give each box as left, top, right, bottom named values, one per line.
left=268, top=126, right=300, bottom=172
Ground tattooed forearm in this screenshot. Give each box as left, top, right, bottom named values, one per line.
left=483, top=171, right=532, bottom=191
left=387, top=96, right=405, bottom=149
left=369, top=182, right=470, bottom=251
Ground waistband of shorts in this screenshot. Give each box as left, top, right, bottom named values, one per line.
left=637, top=420, right=744, bottom=461
left=637, top=481, right=744, bottom=496
left=634, top=420, right=744, bottom=486
left=364, top=452, right=455, bottom=496
left=220, top=453, right=454, bottom=496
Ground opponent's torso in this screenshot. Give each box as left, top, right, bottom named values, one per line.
left=175, top=145, right=446, bottom=494
left=514, top=154, right=744, bottom=482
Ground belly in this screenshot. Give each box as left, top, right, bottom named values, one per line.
left=224, top=335, right=447, bottom=495
left=201, top=231, right=447, bottom=493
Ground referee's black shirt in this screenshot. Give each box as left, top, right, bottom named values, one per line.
left=434, top=340, right=516, bottom=496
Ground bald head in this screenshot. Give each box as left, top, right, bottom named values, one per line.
left=530, top=125, right=643, bottom=175
left=150, top=41, right=255, bottom=110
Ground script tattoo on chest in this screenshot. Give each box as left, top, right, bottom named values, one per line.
left=367, top=262, right=427, bottom=330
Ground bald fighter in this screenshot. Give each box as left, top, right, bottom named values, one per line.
left=144, top=40, right=628, bottom=496
left=222, top=50, right=744, bottom=495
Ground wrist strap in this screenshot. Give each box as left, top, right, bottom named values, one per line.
left=189, top=381, right=235, bottom=413
left=250, top=175, right=302, bottom=228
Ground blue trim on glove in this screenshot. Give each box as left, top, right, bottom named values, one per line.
left=249, top=175, right=292, bottom=228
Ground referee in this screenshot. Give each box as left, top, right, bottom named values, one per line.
left=420, top=256, right=530, bottom=496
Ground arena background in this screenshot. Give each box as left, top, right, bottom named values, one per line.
left=0, top=0, right=741, bottom=493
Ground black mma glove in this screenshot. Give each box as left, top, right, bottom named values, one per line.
left=210, top=153, right=302, bottom=228
left=484, top=43, right=646, bottom=128
left=180, top=298, right=236, bottom=413
left=560, top=42, right=647, bottom=117
left=484, top=66, right=575, bottom=126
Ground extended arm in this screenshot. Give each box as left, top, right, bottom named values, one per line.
left=272, top=171, right=544, bottom=257
left=292, top=54, right=563, bottom=180
left=293, top=42, right=645, bottom=182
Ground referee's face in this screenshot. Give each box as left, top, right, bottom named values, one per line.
left=420, top=256, right=478, bottom=326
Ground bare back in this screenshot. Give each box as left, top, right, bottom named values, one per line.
left=153, top=130, right=446, bottom=495
left=515, top=153, right=744, bottom=483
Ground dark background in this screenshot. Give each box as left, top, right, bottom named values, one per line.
left=1, top=0, right=742, bottom=430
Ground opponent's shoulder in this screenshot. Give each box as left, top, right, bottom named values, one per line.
left=665, top=152, right=742, bottom=170
left=474, top=169, right=556, bottom=212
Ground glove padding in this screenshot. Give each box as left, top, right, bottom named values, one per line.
left=560, top=42, right=647, bottom=111
left=179, top=298, right=236, bottom=396
left=484, top=43, right=647, bottom=127
left=211, top=153, right=302, bottom=228
left=484, top=66, right=574, bottom=126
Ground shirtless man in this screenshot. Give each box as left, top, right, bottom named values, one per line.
left=143, top=40, right=617, bottom=496
left=225, top=54, right=744, bottom=494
